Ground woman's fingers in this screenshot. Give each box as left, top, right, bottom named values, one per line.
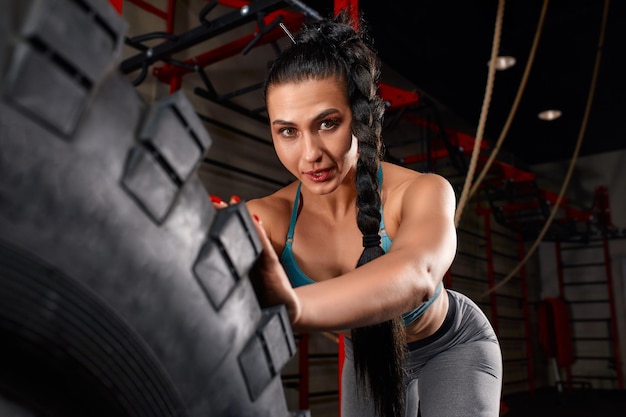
left=250, top=214, right=301, bottom=326
left=206, top=202, right=301, bottom=325
left=209, top=194, right=227, bottom=209
left=209, top=194, right=240, bottom=209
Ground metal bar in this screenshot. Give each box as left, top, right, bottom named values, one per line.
left=564, top=280, right=609, bottom=286
left=601, top=234, right=624, bottom=388
left=196, top=113, right=272, bottom=147
left=202, top=158, right=287, bottom=187
left=165, top=0, right=180, bottom=93
left=519, top=235, right=535, bottom=392
left=482, top=209, right=499, bottom=334
left=555, top=241, right=565, bottom=297
left=562, top=261, right=607, bottom=268
left=337, top=333, right=345, bottom=417
left=194, top=87, right=269, bottom=125
left=154, top=10, right=305, bottom=82
left=567, top=299, right=610, bottom=304
left=120, top=0, right=288, bottom=74
left=554, top=241, right=573, bottom=385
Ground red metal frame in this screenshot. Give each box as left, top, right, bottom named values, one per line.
left=592, top=185, right=614, bottom=230
left=120, top=0, right=178, bottom=91
left=152, top=8, right=305, bottom=85
left=337, top=333, right=345, bottom=416
left=479, top=206, right=500, bottom=334
left=518, top=235, right=535, bottom=393
left=108, top=0, right=122, bottom=13
left=334, top=0, right=359, bottom=25
left=600, top=235, right=624, bottom=388
left=554, top=235, right=624, bottom=389
left=553, top=241, right=574, bottom=386
left=400, top=114, right=488, bottom=165
left=377, top=82, right=420, bottom=111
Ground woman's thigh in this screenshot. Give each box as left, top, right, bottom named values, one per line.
left=416, top=339, right=502, bottom=417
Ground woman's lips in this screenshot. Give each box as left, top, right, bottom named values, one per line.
left=304, top=169, right=331, bottom=182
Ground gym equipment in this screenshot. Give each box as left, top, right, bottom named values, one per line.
left=0, top=0, right=297, bottom=416
left=538, top=297, right=575, bottom=392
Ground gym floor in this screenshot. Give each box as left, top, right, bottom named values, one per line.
left=501, top=388, right=626, bottom=417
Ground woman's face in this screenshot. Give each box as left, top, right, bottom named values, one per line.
left=266, top=77, right=358, bottom=194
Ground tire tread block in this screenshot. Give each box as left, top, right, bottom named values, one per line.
left=194, top=203, right=261, bottom=309
left=122, top=91, right=212, bottom=224
left=239, top=305, right=296, bottom=401
left=137, top=91, right=212, bottom=182
left=1, top=0, right=126, bottom=135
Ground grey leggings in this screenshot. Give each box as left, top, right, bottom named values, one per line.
left=341, top=290, right=502, bottom=417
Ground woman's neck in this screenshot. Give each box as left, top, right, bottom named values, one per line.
left=300, top=178, right=358, bottom=221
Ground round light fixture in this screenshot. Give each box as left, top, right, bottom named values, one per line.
left=488, top=55, right=517, bottom=71
left=538, top=109, right=562, bottom=121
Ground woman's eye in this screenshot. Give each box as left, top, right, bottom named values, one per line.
left=320, top=119, right=338, bottom=131
left=280, top=127, right=296, bottom=137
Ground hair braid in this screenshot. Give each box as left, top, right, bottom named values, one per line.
left=342, top=14, right=406, bottom=417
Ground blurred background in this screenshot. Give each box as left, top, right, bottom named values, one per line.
left=114, top=0, right=626, bottom=415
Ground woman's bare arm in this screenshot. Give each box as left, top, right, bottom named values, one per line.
left=292, top=173, right=457, bottom=331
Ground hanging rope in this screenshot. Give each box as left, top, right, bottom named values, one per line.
left=468, top=0, right=550, bottom=199
left=454, top=0, right=505, bottom=227
left=480, top=0, right=611, bottom=299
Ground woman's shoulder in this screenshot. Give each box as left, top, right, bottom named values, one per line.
left=381, top=162, right=453, bottom=192
left=246, top=182, right=298, bottom=214
left=381, top=162, right=456, bottom=219
left=245, top=182, right=300, bottom=242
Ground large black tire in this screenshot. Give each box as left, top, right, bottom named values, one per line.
left=0, top=1, right=297, bottom=416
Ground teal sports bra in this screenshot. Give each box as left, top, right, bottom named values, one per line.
left=279, top=166, right=442, bottom=326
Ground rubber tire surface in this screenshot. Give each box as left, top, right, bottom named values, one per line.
left=0, top=1, right=296, bottom=416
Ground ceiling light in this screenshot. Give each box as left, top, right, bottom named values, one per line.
left=538, top=109, right=562, bottom=121
left=488, top=55, right=516, bottom=71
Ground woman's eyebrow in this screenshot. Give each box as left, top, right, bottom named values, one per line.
left=316, top=108, right=341, bottom=119
left=271, top=108, right=341, bottom=126
left=271, top=119, right=293, bottom=126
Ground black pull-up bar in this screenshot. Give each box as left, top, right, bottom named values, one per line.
left=119, top=0, right=288, bottom=74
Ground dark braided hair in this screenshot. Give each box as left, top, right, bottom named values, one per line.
left=264, top=10, right=406, bottom=417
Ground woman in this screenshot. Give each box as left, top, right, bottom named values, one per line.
left=243, top=10, right=502, bottom=417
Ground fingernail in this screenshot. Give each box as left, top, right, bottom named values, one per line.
left=210, top=195, right=222, bottom=204
left=252, top=214, right=260, bottom=223
left=231, top=195, right=241, bottom=203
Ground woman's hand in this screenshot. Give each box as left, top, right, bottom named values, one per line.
left=210, top=194, right=240, bottom=209
left=249, top=215, right=302, bottom=327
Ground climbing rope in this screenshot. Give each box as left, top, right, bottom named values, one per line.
left=454, top=0, right=505, bottom=227
left=468, top=0, right=550, bottom=199
left=480, top=0, right=611, bottom=298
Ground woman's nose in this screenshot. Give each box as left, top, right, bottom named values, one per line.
left=302, top=135, right=323, bottom=162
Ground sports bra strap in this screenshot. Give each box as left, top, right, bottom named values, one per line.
left=286, top=183, right=302, bottom=242
left=377, top=165, right=386, bottom=232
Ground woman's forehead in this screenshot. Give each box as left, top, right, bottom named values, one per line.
left=267, top=79, right=349, bottom=119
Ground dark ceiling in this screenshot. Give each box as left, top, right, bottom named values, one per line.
left=317, top=0, right=626, bottom=166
